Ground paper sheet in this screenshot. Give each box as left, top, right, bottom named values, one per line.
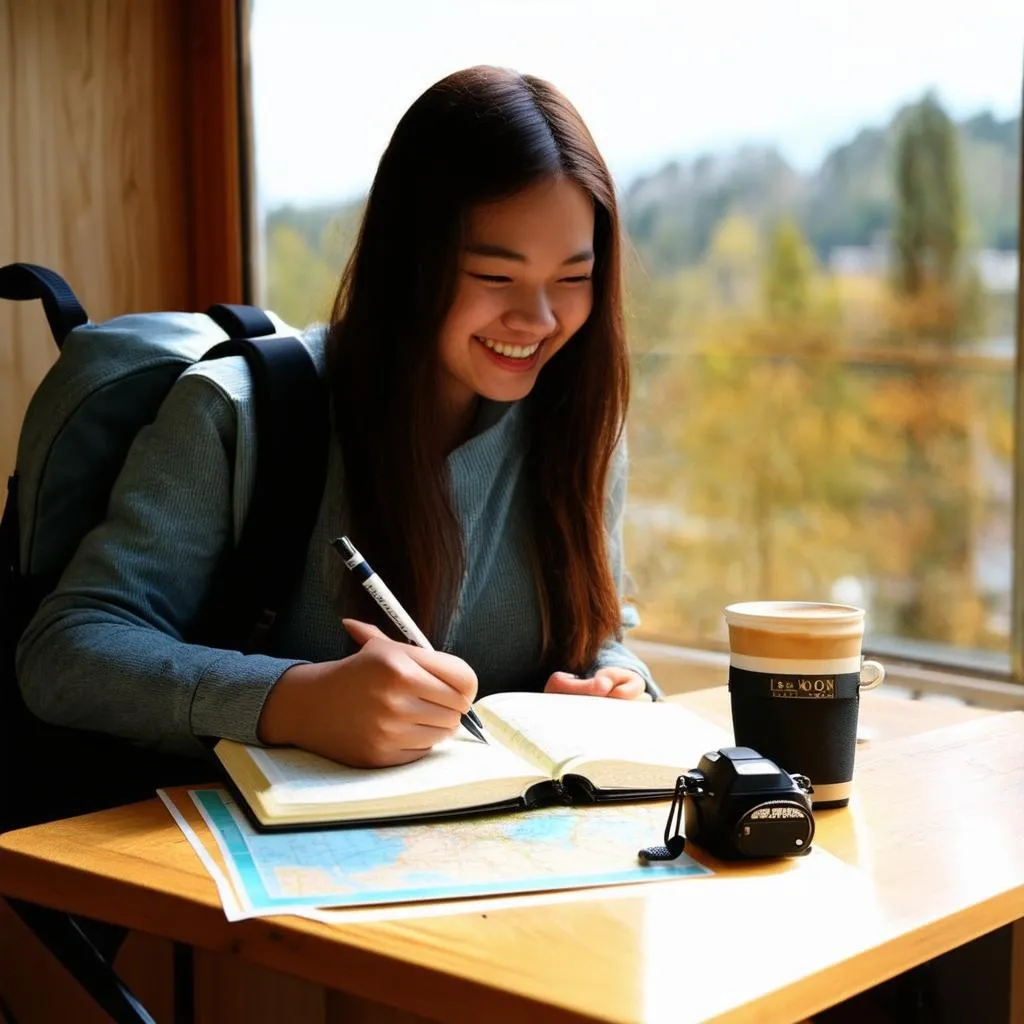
left=158, top=787, right=710, bottom=921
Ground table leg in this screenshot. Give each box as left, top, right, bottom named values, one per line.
left=1011, top=919, right=1024, bottom=1024
left=324, top=990, right=440, bottom=1023
left=173, top=942, right=194, bottom=1024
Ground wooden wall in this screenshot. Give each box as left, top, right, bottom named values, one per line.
left=0, top=0, right=244, bottom=483
left=1, top=1, right=243, bottom=1018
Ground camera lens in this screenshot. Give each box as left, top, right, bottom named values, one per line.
left=733, top=800, right=814, bottom=858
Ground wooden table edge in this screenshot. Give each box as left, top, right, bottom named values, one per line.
left=0, top=831, right=610, bottom=1024
left=1, top=712, right=1022, bottom=1024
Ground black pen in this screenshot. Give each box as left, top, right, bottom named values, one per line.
left=331, top=536, right=488, bottom=743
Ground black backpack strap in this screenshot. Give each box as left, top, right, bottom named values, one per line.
left=201, top=333, right=330, bottom=651
left=206, top=303, right=276, bottom=339
left=0, top=262, right=89, bottom=348
left=1, top=473, right=20, bottom=602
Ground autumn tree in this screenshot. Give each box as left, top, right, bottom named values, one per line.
left=626, top=216, right=873, bottom=641
left=265, top=223, right=338, bottom=328
left=876, top=93, right=1000, bottom=647
left=264, top=200, right=364, bottom=328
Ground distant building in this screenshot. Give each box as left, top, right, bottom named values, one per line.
left=976, top=249, right=1019, bottom=292
left=827, top=244, right=889, bottom=277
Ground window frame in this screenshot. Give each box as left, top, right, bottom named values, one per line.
left=1011, top=72, right=1024, bottom=689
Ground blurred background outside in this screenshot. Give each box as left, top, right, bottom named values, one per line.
left=250, top=0, right=1023, bottom=667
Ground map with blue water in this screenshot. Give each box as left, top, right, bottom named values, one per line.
left=191, top=788, right=711, bottom=915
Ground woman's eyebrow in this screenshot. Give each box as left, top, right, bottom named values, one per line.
left=463, top=243, right=595, bottom=265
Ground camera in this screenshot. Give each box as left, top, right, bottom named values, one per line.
left=639, top=747, right=815, bottom=862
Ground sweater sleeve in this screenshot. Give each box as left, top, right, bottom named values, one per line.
left=583, top=439, right=660, bottom=696
left=15, top=371, right=307, bottom=757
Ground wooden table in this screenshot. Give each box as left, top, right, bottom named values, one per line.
left=0, top=689, right=1021, bottom=1024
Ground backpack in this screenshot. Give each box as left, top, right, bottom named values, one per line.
left=0, top=263, right=330, bottom=832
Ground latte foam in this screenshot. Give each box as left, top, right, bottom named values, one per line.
left=724, top=602, right=865, bottom=660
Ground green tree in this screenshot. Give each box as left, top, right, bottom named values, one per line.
left=892, top=92, right=965, bottom=299
left=880, top=94, right=997, bottom=646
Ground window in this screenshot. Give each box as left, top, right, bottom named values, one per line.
left=249, top=0, right=1023, bottom=677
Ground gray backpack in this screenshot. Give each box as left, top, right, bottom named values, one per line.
left=0, top=262, right=329, bottom=830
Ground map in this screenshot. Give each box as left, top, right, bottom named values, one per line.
left=189, top=788, right=711, bottom=918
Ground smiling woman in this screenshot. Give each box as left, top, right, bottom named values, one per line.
left=16, top=65, right=653, bottom=782
left=321, top=66, right=639, bottom=721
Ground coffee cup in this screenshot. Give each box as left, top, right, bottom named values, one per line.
left=723, top=601, right=884, bottom=808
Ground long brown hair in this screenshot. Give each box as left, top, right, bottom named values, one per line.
left=327, top=66, right=629, bottom=673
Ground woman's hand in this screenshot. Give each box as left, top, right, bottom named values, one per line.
left=544, top=666, right=648, bottom=700
left=257, top=618, right=478, bottom=768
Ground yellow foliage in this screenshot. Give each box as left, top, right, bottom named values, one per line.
left=627, top=250, right=1009, bottom=651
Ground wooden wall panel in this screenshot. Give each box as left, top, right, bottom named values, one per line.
left=1, top=0, right=244, bottom=1014
left=0, top=0, right=190, bottom=479
left=184, top=0, right=245, bottom=310
left=4, top=1, right=191, bottom=310
left=0, top=0, right=242, bottom=483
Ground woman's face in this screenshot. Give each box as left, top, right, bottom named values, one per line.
left=438, top=176, right=595, bottom=413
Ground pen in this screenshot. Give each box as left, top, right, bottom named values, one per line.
left=331, top=536, right=488, bottom=743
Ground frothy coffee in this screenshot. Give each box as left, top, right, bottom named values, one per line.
left=724, top=602, right=864, bottom=661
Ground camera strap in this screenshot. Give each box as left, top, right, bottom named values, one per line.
left=637, top=771, right=701, bottom=862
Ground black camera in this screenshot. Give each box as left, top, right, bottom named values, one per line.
left=640, top=747, right=815, bottom=862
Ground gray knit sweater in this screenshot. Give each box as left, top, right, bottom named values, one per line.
left=16, top=329, right=652, bottom=759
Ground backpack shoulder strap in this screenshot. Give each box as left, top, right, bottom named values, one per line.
left=201, top=322, right=330, bottom=651
left=0, top=262, right=89, bottom=347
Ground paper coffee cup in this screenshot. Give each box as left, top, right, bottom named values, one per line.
left=724, top=601, right=884, bottom=808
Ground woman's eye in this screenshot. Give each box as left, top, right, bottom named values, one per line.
left=559, top=275, right=592, bottom=284
left=469, top=273, right=513, bottom=283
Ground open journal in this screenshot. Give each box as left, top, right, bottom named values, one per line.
left=213, top=692, right=731, bottom=831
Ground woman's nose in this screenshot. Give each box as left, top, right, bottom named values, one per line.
left=503, top=288, right=557, bottom=335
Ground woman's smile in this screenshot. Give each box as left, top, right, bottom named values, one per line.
left=473, top=334, right=546, bottom=371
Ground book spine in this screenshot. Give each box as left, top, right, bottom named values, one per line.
left=559, top=775, right=598, bottom=803
left=524, top=779, right=573, bottom=808
left=550, top=779, right=573, bottom=805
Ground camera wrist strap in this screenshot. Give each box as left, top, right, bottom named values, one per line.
left=638, top=771, right=701, bottom=862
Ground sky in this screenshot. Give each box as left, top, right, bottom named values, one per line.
left=250, top=0, right=1023, bottom=209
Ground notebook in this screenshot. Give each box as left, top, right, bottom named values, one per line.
left=213, top=691, right=731, bottom=831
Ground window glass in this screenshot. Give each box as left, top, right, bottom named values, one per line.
left=251, top=0, right=1022, bottom=665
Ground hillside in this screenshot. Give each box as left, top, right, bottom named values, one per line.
left=265, top=100, right=1020, bottom=282
left=624, top=102, right=1020, bottom=274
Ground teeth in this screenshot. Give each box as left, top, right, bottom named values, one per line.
left=477, top=337, right=540, bottom=359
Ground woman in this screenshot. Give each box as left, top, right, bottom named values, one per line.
left=17, top=66, right=654, bottom=771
